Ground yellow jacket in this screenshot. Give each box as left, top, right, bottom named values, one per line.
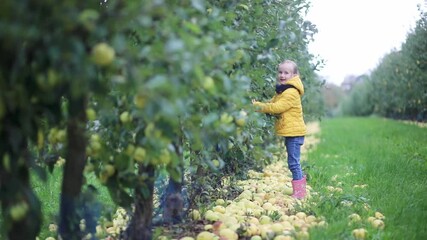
left=253, top=75, right=307, bottom=136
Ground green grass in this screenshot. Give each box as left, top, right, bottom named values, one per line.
left=31, top=166, right=115, bottom=239
left=305, top=117, right=427, bottom=240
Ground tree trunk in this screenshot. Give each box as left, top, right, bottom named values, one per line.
left=59, top=96, right=88, bottom=239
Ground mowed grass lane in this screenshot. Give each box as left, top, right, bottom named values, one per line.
left=306, top=117, right=427, bottom=240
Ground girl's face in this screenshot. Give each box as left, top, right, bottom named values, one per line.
left=277, top=63, right=296, bottom=84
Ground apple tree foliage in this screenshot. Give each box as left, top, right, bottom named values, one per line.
left=85, top=1, right=255, bottom=237
left=85, top=2, right=322, bottom=238
left=0, top=1, right=144, bottom=239
left=0, top=0, right=323, bottom=239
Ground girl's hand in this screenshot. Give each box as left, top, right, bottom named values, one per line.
left=251, top=100, right=262, bottom=112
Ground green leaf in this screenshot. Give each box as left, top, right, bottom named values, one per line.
left=266, top=38, right=279, bottom=49
left=183, top=21, right=202, bottom=35
left=191, top=0, right=205, bottom=12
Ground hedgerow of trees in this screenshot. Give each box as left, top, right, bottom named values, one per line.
left=340, top=9, right=427, bottom=121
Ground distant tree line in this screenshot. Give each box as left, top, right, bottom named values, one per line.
left=339, top=10, right=427, bottom=121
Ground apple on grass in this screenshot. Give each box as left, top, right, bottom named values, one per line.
left=352, top=228, right=367, bottom=239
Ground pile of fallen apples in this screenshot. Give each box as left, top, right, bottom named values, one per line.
left=181, top=162, right=322, bottom=240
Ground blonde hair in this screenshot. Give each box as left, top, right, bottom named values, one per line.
left=279, top=60, right=299, bottom=75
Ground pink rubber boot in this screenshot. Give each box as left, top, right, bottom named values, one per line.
left=291, top=176, right=306, bottom=199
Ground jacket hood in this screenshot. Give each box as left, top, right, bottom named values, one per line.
left=285, top=75, right=304, bottom=95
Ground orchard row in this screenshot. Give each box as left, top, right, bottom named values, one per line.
left=0, top=1, right=323, bottom=239
left=340, top=10, right=427, bottom=120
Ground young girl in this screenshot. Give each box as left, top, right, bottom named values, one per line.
left=252, top=60, right=307, bottom=199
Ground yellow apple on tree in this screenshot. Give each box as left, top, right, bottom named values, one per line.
left=220, top=113, right=233, bottom=124
left=235, top=110, right=248, bottom=127
left=158, top=149, right=171, bottom=165
left=104, top=164, right=116, bottom=177
left=125, top=144, right=135, bottom=156
left=86, top=108, right=97, bottom=121
left=78, top=9, right=99, bottom=31
left=56, top=129, right=66, bottom=143
left=119, top=111, right=131, bottom=124
left=10, top=202, right=29, bottom=221
left=235, top=117, right=246, bottom=127
left=203, top=76, right=215, bottom=91
left=212, top=159, right=220, bottom=167
left=90, top=140, right=102, bottom=155
left=133, top=94, right=147, bottom=109
left=133, top=147, right=147, bottom=163
left=91, top=42, right=115, bottom=66
left=48, top=128, right=58, bottom=144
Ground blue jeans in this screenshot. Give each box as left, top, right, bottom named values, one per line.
left=284, top=136, right=304, bottom=180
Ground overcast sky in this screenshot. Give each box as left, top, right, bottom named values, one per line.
left=306, top=0, right=425, bottom=85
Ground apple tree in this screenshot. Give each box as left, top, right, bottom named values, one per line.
left=341, top=10, right=426, bottom=120
left=84, top=1, right=252, bottom=238
left=0, top=1, right=144, bottom=239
